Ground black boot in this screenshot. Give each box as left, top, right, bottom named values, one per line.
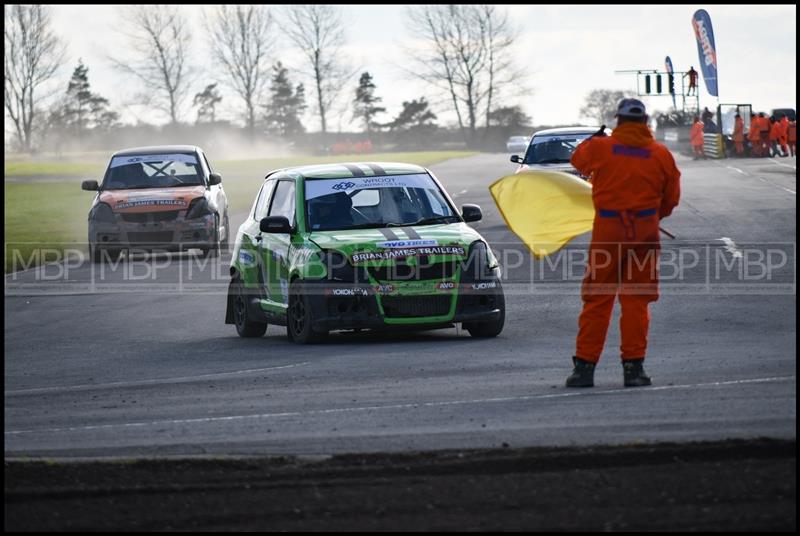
left=623, top=359, right=652, bottom=387
left=566, top=356, right=595, bottom=387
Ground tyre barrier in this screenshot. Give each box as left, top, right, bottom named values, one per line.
left=703, top=133, right=726, bottom=159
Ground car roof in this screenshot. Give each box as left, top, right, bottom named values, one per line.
left=531, top=126, right=601, bottom=137
left=270, top=162, right=428, bottom=180
left=112, top=145, right=200, bottom=156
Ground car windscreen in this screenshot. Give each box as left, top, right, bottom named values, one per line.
left=523, top=134, right=592, bottom=165
left=103, top=153, right=204, bottom=189
left=305, top=173, right=459, bottom=232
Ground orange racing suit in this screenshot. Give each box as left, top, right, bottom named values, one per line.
left=570, top=122, right=681, bottom=363
left=733, top=116, right=745, bottom=155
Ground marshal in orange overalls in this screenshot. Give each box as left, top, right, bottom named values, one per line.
left=570, top=123, right=681, bottom=364
left=690, top=120, right=705, bottom=158
left=788, top=120, right=797, bottom=157
left=748, top=117, right=761, bottom=156
left=733, top=116, right=745, bottom=156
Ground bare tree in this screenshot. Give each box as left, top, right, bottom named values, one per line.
left=4, top=5, right=64, bottom=151
left=282, top=5, right=351, bottom=134
left=476, top=5, right=524, bottom=134
left=580, top=89, right=634, bottom=126
left=110, top=5, right=192, bottom=124
left=404, top=5, right=524, bottom=147
left=205, top=5, right=274, bottom=137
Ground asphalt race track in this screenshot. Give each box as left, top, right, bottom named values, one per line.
left=4, top=153, right=796, bottom=458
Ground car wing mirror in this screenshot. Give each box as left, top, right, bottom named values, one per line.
left=510, top=155, right=522, bottom=164
left=81, top=180, right=99, bottom=191
left=260, top=216, right=293, bottom=234
left=209, top=173, right=222, bottom=186
left=461, top=204, right=482, bottom=223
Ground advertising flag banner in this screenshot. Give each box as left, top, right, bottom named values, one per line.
left=665, top=56, right=677, bottom=108
left=692, top=10, right=719, bottom=97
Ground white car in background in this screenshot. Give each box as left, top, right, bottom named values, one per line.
left=505, top=136, right=529, bottom=153
left=510, top=126, right=610, bottom=177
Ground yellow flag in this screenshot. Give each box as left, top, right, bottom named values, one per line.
left=489, top=170, right=594, bottom=258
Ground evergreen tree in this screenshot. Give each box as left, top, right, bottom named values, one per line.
left=263, top=62, right=307, bottom=138
left=353, top=71, right=386, bottom=134
left=387, top=97, right=438, bottom=149
left=61, top=60, right=118, bottom=132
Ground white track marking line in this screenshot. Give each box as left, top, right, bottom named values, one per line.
left=765, top=159, right=796, bottom=171
left=5, top=375, right=794, bottom=436
left=4, top=362, right=309, bottom=396
left=726, top=166, right=746, bottom=175
left=756, top=177, right=796, bottom=194
left=713, top=160, right=796, bottom=194
left=717, top=237, right=743, bottom=259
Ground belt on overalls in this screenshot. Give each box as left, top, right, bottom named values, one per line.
left=598, top=208, right=657, bottom=240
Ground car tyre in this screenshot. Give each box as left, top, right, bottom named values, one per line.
left=463, top=285, right=506, bottom=338
left=231, top=277, right=267, bottom=337
left=287, top=280, right=327, bottom=344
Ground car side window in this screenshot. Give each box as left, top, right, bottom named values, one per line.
left=268, top=180, right=296, bottom=225
left=253, top=180, right=276, bottom=221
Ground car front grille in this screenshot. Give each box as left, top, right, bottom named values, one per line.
left=380, top=295, right=452, bottom=318
left=369, top=261, right=457, bottom=282
left=127, top=231, right=174, bottom=244
left=120, top=211, right=181, bottom=223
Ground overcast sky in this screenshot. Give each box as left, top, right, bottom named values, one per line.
left=47, top=4, right=796, bottom=131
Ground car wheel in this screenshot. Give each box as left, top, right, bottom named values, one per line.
left=231, top=277, right=267, bottom=337
left=287, top=280, right=327, bottom=344
left=463, top=285, right=505, bottom=338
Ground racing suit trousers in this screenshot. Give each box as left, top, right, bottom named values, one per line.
left=576, top=210, right=661, bottom=363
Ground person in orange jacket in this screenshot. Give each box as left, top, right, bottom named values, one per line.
left=567, top=98, right=681, bottom=388
left=758, top=113, right=771, bottom=157
left=690, top=116, right=705, bottom=159
left=778, top=114, right=790, bottom=156
left=748, top=114, right=762, bottom=156
left=769, top=117, right=783, bottom=157
left=788, top=119, right=797, bottom=157
left=732, top=113, right=745, bottom=156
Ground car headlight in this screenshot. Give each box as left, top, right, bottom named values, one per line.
left=319, top=249, right=359, bottom=282
left=89, top=202, right=116, bottom=223
left=461, top=240, right=493, bottom=281
left=186, top=197, right=213, bottom=219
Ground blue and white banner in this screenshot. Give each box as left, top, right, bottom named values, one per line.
left=692, top=9, right=719, bottom=97
left=664, top=56, right=677, bottom=108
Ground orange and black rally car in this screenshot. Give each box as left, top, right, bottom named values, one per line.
left=81, top=145, right=229, bottom=262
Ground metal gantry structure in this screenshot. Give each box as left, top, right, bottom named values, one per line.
left=614, top=69, right=701, bottom=116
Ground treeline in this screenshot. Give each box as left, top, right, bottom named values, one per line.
left=4, top=5, right=535, bottom=154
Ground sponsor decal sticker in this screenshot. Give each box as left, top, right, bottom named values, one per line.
left=326, top=287, right=370, bottom=297
left=238, top=250, right=255, bottom=265
left=436, top=281, right=456, bottom=291
left=305, top=174, right=439, bottom=200
left=377, top=239, right=438, bottom=249
left=331, top=181, right=356, bottom=190
left=115, top=199, right=187, bottom=209
left=350, top=246, right=465, bottom=264
left=471, top=281, right=497, bottom=290
left=110, top=153, right=198, bottom=168
left=374, top=284, right=395, bottom=294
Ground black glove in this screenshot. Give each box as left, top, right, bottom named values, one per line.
left=591, top=125, right=607, bottom=138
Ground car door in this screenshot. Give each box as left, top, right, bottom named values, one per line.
left=199, top=149, right=226, bottom=215
left=241, top=179, right=275, bottom=295
left=259, top=179, right=296, bottom=309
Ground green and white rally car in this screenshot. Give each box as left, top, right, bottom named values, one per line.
left=225, top=162, right=505, bottom=343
